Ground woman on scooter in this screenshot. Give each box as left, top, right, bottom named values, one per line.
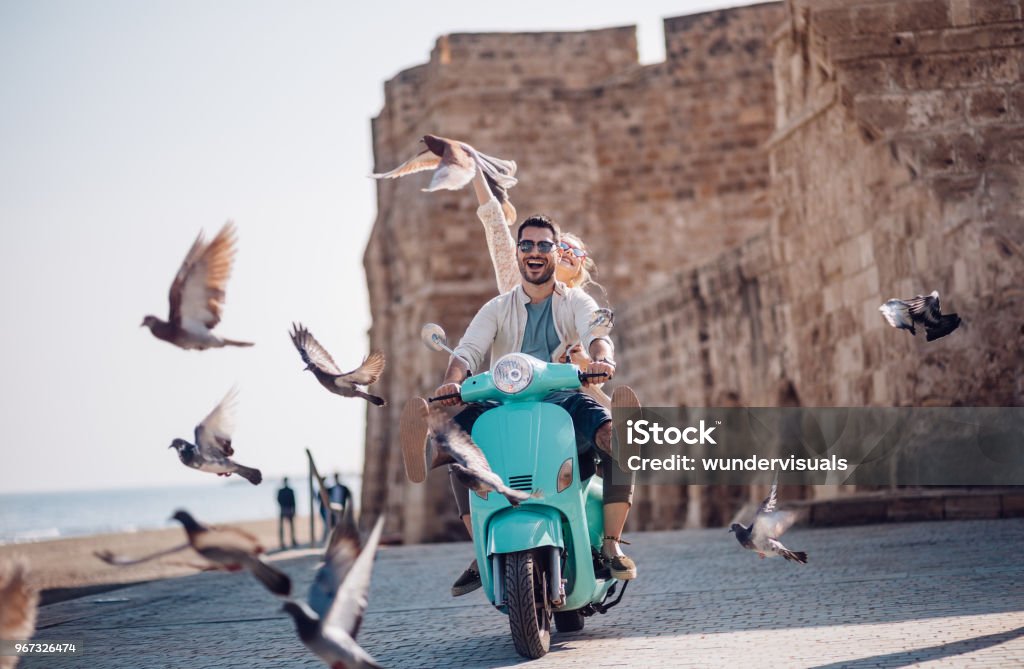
left=471, top=169, right=607, bottom=392
left=435, top=172, right=635, bottom=597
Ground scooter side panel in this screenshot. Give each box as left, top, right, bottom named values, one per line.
left=469, top=402, right=610, bottom=611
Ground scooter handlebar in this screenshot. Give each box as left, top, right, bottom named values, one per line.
left=578, top=372, right=609, bottom=382
left=428, top=392, right=462, bottom=403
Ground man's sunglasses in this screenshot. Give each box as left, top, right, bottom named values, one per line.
left=558, top=241, right=587, bottom=258
left=517, top=240, right=557, bottom=253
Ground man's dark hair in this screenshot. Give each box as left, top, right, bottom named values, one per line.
left=517, top=215, right=560, bottom=243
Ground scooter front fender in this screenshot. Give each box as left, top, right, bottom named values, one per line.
left=486, top=507, right=564, bottom=555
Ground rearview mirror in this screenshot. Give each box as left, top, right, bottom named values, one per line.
left=420, top=323, right=448, bottom=352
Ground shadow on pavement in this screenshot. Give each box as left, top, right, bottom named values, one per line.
left=808, top=626, right=1024, bottom=669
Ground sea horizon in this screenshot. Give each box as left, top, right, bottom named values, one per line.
left=0, top=477, right=361, bottom=545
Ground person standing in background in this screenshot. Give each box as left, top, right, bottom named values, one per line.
left=277, top=477, right=298, bottom=549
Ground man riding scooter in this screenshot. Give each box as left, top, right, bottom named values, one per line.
left=402, top=215, right=637, bottom=595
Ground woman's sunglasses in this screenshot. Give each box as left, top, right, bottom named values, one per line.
left=517, top=240, right=557, bottom=253
left=558, top=241, right=587, bottom=258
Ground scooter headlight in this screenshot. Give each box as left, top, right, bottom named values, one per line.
left=492, top=353, right=534, bottom=394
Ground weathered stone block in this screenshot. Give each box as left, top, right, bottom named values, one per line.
left=854, top=95, right=909, bottom=132
left=812, top=7, right=855, bottom=38
left=950, top=0, right=973, bottom=25
left=905, top=90, right=965, bottom=130
left=893, top=0, right=953, bottom=32
left=889, top=496, right=946, bottom=521
left=1009, top=84, right=1024, bottom=118
left=1002, top=490, right=1024, bottom=517
left=832, top=34, right=917, bottom=62
left=944, top=493, right=1002, bottom=518
left=970, top=0, right=1022, bottom=24
left=980, top=123, right=1024, bottom=164
left=967, top=86, right=1011, bottom=123
left=811, top=499, right=889, bottom=525
left=853, top=3, right=897, bottom=35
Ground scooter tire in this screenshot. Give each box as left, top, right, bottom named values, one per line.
left=554, top=610, right=585, bottom=633
left=506, top=551, right=551, bottom=659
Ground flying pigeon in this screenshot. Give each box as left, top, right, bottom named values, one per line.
left=290, top=323, right=387, bottom=407
left=282, top=516, right=385, bottom=669
left=142, top=221, right=254, bottom=350
left=730, top=476, right=807, bottom=564
left=307, top=503, right=361, bottom=618
left=95, top=542, right=191, bottom=566
left=0, top=560, right=38, bottom=669
left=879, top=290, right=961, bottom=341
left=169, top=388, right=263, bottom=485
left=171, top=510, right=291, bottom=596
left=371, top=134, right=518, bottom=224
left=427, top=410, right=534, bottom=507
left=586, top=308, right=615, bottom=340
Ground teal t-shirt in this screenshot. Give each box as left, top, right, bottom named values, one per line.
left=521, top=295, right=561, bottom=362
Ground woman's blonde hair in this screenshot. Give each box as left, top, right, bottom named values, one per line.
left=561, top=232, right=603, bottom=296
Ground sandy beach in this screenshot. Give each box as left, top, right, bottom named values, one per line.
left=0, top=516, right=315, bottom=603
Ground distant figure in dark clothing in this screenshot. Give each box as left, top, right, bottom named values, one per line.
left=319, top=473, right=353, bottom=541
left=330, top=473, right=352, bottom=515
left=277, top=478, right=298, bottom=549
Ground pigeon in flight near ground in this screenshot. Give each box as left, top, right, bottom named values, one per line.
left=307, top=505, right=354, bottom=619
left=142, top=221, right=253, bottom=350
left=283, top=516, right=385, bottom=669
left=290, top=323, right=387, bottom=406
left=94, top=542, right=192, bottom=567
left=371, top=134, right=518, bottom=223
left=879, top=290, right=961, bottom=341
left=169, top=388, right=263, bottom=484
left=171, top=510, right=291, bottom=596
left=730, top=476, right=807, bottom=564
left=427, top=410, right=534, bottom=507
left=0, top=560, right=38, bottom=669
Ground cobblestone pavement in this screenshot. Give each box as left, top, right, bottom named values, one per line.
left=23, top=519, right=1024, bottom=668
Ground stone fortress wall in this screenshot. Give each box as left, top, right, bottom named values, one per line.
left=363, top=0, right=1024, bottom=542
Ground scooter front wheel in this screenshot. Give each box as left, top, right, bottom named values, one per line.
left=506, top=551, right=551, bottom=659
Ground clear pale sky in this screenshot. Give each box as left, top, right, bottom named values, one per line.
left=0, top=0, right=747, bottom=494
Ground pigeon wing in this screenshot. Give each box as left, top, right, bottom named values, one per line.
left=337, top=351, right=386, bottom=387
left=169, top=221, right=238, bottom=334
left=879, top=300, right=913, bottom=330
left=427, top=411, right=493, bottom=474
left=424, top=142, right=476, bottom=192
left=753, top=510, right=797, bottom=541
left=0, top=560, right=38, bottom=644
left=756, top=475, right=779, bottom=515
left=370, top=148, right=441, bottom=180
left=469, top=145, right=518, bottom=189
left=324, top=516, right=385, bottom=639
left=905, top=291, right=942, bottom=326
left=94, top=543, right=190, bottom=566
left=195, top=388, right=239, bottom=457
left=193, top=523, right=262, bottom=554
left=309, top=505, right=360, bottom=618
left=290, top=323, right=342, bottom=375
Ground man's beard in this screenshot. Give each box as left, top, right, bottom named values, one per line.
left=519, top=257, right=555, bottom=285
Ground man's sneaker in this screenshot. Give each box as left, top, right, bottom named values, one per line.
left=399, top=397, right=429, bottom=483
left=451, top=559, right=482, bottom=597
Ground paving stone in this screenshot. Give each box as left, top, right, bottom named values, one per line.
left=21, top=519, right=1024, bottom=668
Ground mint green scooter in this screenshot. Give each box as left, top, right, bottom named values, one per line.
left=422, top=324, right=628, bottom=659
